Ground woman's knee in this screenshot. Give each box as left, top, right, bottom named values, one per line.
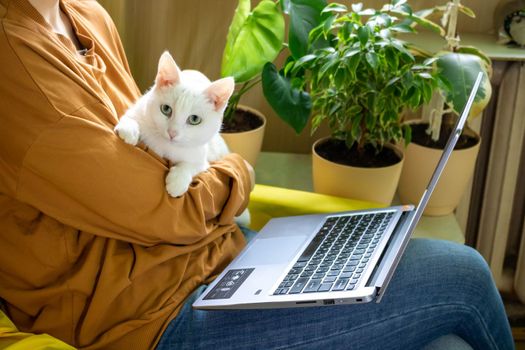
left=399, top=239, right=496, bottom=298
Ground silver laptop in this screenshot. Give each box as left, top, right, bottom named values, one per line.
left=193, top=73, right=483, bottom=310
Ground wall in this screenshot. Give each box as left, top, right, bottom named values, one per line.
left=97, top=0, right=503, bottom=153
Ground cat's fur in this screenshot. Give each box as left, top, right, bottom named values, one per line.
left=114, top=51, right=250, bottom=225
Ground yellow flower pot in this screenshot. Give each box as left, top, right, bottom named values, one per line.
left=221, top=105, right=266, bottom=167
left=398, top=130, right=481, bottom=216
left=312, top=138, right=404, bottom=206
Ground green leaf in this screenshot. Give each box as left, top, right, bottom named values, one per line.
left=414, top=8, right=438, bottom=19
left=390, top=39, right=415, bottom=61
left=222, top=0, right=250, bottom=76
left=409, top=15, right=445, bottom=36
left=221, top=0, right=285, bottom=82
left=351, top=115, right=362, bottom=142
left=357, top=26, right=370, bottom=46
left=385, top=48, right=399, bottom=71
left=319, top=54, right=338, bottom=77
left=321, top=2, right=347, bottom=14
left=459, top=4, right=476, bottom=18
left=358, top=9, right=376, bottom=16
left=289, top=0, right=327, bottom=59
left=365, top=51, right=379, bottom=70
left=346, top=52, right=361, bottom=76
left=322, top=15, right=336, bottom=38
left=422, top=81, right=432, bottom=102
left=392, top=0, right=408, bottom=7
left=351, top=3, right=362, bottom=13
left=399, top=3, right=412, bottom=16
left=294, top=54, right=317, bottom=69
left=390, top=23, right=415, bottom=33
left=365, top=111, right=375, bottom=129
left=262, top=62, right=312, bottom=133
left=456, top=46, right=492, bottom=67
left=343, top=48, right=360, bottom=58
left=311, top=114, right=324, bottom=133
left=436, top=53, right=490, bottom=115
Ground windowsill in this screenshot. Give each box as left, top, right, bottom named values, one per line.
left=400, top=31, right=525, bottom=62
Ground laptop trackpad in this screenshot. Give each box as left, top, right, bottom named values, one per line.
left=239, top=236, right=306, bottom=266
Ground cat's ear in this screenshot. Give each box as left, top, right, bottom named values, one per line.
left=155, top=51, right=181, bottom=88
left=205, top=77, right=235, bottom=111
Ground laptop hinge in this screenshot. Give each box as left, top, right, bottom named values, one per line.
left=366, top=209, right=415, bottom=302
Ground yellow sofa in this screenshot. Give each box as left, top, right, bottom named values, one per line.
left=248, top=184, right=382, bottom=231
left=0, top=310, right=74, bottom=350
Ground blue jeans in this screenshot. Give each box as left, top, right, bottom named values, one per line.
left=157, top=232, right=514, bottom=350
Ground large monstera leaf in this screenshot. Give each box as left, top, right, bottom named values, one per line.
left=221, top=0, right=285, bottom=83
left=285, top=0, right=327, bottom=59
left=262, top=62, right=312, bottom=134
left=436, top=52, right=492, bottom=118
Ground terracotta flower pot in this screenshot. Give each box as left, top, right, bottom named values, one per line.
left=312, top=138, right=404, bottom=205
left=220, top=105, right=266, bottom=167
left=398, top=128, right=481, bottom=216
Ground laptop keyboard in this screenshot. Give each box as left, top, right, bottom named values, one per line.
left=273, top=212, right=395, bottom=295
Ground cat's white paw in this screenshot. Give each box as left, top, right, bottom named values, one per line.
left=114, top=118, right=140, bottom=145
left=165, top=167, right=192, bottom=197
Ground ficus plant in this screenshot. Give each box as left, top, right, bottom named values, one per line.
left=262, top=0, right=446, bottom=157
left=221, top=0, right=327, bottom=126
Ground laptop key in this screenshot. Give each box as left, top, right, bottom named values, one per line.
left=284, top=273, right=299, bottom=281
left=289, top=277, right=309, bottom=294
left=318, top=283, right=333, bottom=292
left=333, top=278, right=349, bottom=291
left=293, top=261, right=307, bottom=268
left=343, top=266, right=356, bottom=273
left=303, top=280, right=321, bottom=293
left=300, top=270, right=314, bottom=278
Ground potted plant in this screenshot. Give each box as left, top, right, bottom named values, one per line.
left=397, top=0, right=492, bottom=215
left=220, top=0, right=327, bottom=166
left=263, top=1, right=442, bottom=205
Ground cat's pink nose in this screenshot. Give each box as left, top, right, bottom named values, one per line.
left=168, top=129, right=178, bottom=139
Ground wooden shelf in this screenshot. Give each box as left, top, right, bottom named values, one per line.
left=401, top=32, right=525, bottom=62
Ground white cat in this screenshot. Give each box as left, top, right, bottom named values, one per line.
left=114, top=51, right=250, bottom=225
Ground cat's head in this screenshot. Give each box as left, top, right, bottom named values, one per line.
left=145, top=51, right=234, bottom=147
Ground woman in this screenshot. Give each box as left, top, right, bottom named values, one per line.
left=0, top=0, right=514, bottom=349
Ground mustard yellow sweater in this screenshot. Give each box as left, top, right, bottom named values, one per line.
left=0, top=0, right=251, bottom=349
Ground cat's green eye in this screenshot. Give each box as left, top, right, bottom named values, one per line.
left=160, top=104, right=172, bottom=117
left=187, top=114, right=202, bottom=125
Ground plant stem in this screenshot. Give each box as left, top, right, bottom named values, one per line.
left=446, top=0, right=460, bottom=51
left=425, top=91, right=446, bottom=141
left=224, top=77, right=262, bottom=123
left=426, top=0, right=460, bottom=141
left=238, top=78, right=262, bottom=95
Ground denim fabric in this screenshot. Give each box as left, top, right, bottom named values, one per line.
left=157, top=234, right=514, bottom=350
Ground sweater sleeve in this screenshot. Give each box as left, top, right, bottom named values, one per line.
left=16, top=105, right=251, bottom=246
